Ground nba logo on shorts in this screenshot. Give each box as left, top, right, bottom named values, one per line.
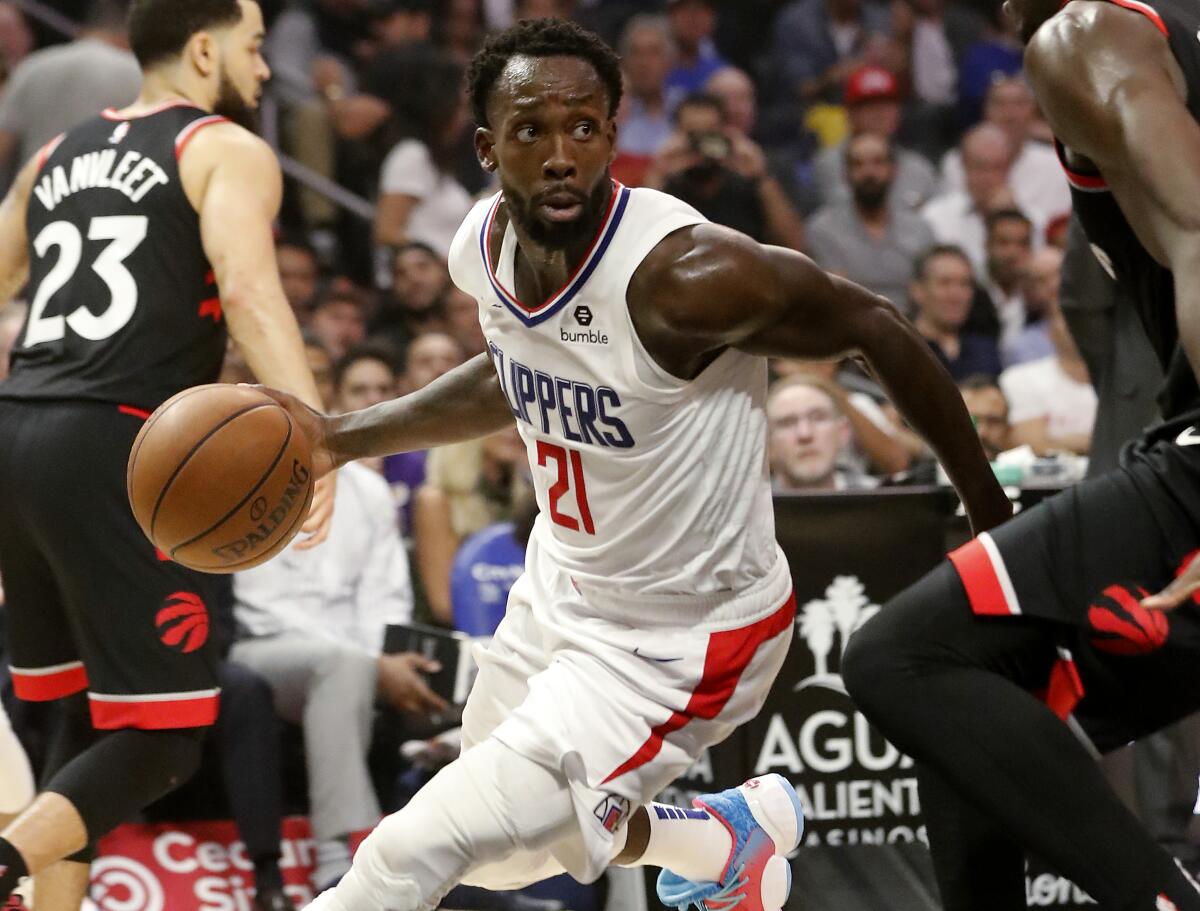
left=592, top=795, right=630, bottom=833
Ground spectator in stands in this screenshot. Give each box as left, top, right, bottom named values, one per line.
left=265, top=0, right=373, bottom=109
left=311, top=285, right=369, bottom=360
left=811, top=65, right=938, bottom=211
left=1000, top=292, right=1097, bottom=456
left=414, top=426, right=529, bottom=624
left=334, top=343, right=400, bottom=413
left=773, top=357, right=912, bottom=475
left=277, top=237, right=322, bottom=323
left=705, top=66, right=756, bottom=138
left=231, top=441, right=443, bottom=891
left=767, top=374, right=879, bottom=492
left=0, top=0, right=138, bottom=187
left=921, top=122, right=1014, bottom=274
left=956, top=5, right=1023, bottom=125
left=0, top=300, right=24, bottom=382
left=885, top=0, right=982, bottom=158
left=664, top=0, right=726, bottom=95
left=807, top=132, right=934, bottom=311
left=647, top=94, right=805, bottom=249
left=973, top=208, right=1033, bottom=348
left=435, top=0, right=486, bottom=65
left=959, top=374, right=1011, bottom=460
left=443, top=287, right=487, bottom=357
left=384, top=334, right=465, bottom=540
left=374, top=48, right=472, bottom=264
left=615, top=14, right=680, bottom=177
left=305, top=334, right=337, bottom=410
left=370, top=242, right=453, bottom=358
left=911, top=245, right=1001, bottom=380
left=939, top=75, right=1070, bottom=236
left=1004, top=246, right=1062, bottom=366
left=0, top=3, right=30, bottom=85
left=770, top=0, right=891, bottom=103
left=370, top=0, right=434, bottom=51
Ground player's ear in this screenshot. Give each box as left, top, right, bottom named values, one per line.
left=606, top=119, right=618, bottom=166
left=187, top=30, right=219, bottom=79
left=475, top=127, right=497, bottom=173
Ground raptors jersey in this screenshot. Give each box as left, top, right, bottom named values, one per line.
left=449, top=182, right=784, bottom=598
left=0, top=101, right=227, bottom=411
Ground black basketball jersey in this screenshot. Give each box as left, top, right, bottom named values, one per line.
left=0, top=101, right=229, bottom=411
left=1057, top=0, right=1200, bottom=423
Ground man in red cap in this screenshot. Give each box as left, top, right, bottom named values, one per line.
left=811, top=64, right=938, bottom=211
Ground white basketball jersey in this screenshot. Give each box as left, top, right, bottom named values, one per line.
left=448, top=182, right=781, bottom=598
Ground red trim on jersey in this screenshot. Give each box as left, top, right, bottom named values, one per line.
left=155, top=547, right=171, bottom=562
left=11, top=661, right=88, bottom=701
left=118, top=404, right=151, bottom=420
left=175, top=115, right=229, bottom=160
left=1053, top=138, right=1109, bottom=192
left=198, top=297, right=223, bottom=322
left=1108, top=0, right=1169, bottom=34
left=35, top=133, right=66, bottom=173
left=101, top=99, right=199, bottom=122
left=601, top=592, right=797, bottom=784
left=89, top=690, right=220, bottom=730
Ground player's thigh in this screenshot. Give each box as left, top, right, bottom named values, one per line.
left=32, top=405, right=222, bottom=729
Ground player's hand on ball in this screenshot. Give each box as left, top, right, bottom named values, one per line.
left=1142, top=553, right=1200, bottom=611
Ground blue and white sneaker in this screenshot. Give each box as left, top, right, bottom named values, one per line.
left=656, top=774, right=804, bottom=911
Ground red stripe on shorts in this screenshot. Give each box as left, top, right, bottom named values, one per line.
left=88, top=691, right=220, bottom=730
left=948, top=535, right=1018, bottom=616
left=11, top=661, right=89, bottom=701
left=118, top=404, right=151, bottom=420
left=602, top=591, right=797, bottom=784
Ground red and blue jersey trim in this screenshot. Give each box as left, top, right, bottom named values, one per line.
left=479, top=181, right=631, bottom=328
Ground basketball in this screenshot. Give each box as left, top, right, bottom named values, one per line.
left=126, top=384, right=315, bottom=573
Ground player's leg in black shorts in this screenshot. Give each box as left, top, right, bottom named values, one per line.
left=842, top=453, right=1200, bottom=911
left=0, top=399, right=216, bottom=887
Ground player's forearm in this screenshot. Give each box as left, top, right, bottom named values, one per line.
left=327, top=353, right=514, bottom=463
left=224, top=294, right=324, bottom=412
left=860, top=308, right=1003, bottom=510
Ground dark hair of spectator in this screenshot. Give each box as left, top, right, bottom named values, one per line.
left=277, top=234, right=319, bottom=260
left=958, top=373, right=1003, bottom=393
left=333, top=343, right=399, bottom=393
left=467, top=18, right=624, bottom=128
left=370, top=45, right=465, bottom=173
left=88, top=0, right=129, bottom=31
left=985, top=208, right=1033, bottom=235
left=913, top=244, right=973, bottom=281
left=127, top=0, right=242, bottom=69
left=313, top=286, right=368, bottom=313
left=673, top=92, right=725, bottom=125
left=393, top=240, right=441, bottom=267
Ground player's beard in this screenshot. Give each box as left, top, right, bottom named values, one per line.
left=502, top=177, right=611, bottom=251
left=213, top=69, right=261, bottom=134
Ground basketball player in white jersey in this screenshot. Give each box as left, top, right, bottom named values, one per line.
left=269, top=18, right=1011, bottom=911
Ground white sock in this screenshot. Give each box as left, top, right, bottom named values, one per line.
left=313, top=839, right=352, bottom=891
left=628, top=803, right=733, bottom=883
left=0, top=701, right=34, bottom=814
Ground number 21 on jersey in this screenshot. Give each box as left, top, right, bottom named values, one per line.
left=537, top=440, right=595, bottom=535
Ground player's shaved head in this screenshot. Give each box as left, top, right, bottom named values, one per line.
left=128, top=0, right=243, bottom=69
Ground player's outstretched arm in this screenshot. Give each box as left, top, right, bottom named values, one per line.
left=634, top=224, right=1011, bottom=535
left=1028, top=7, right=1200, bottom=605
left=261, top=352, right=516, bottom=471
left=185, top=124, right=335, bottom=546
left=0, top=154, right=39, bottom=311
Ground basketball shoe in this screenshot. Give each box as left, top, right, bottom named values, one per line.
left=656, top=774, right=804, bottom=911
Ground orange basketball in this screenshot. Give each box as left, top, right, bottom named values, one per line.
left=127, top=384, right=314, bottom=573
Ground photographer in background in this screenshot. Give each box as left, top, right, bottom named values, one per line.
left=643, top=93, right=805, bottom=250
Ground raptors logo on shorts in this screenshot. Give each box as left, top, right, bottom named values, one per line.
left=1087, top=584, right=1168, bottom=656
left=156, top=592, right=209, bottom=654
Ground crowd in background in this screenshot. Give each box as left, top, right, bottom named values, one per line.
left=0, top=0, right=1113, bottom=902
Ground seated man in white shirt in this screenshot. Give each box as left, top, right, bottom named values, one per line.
left=999, top=291, right=1097, bottom=456
left=231, top=363, right=445, bottom=891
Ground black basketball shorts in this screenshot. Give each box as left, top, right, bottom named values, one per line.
left=0, top=398, right=220, bottom=730
left=943, top=426, right=1200, bottom=746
